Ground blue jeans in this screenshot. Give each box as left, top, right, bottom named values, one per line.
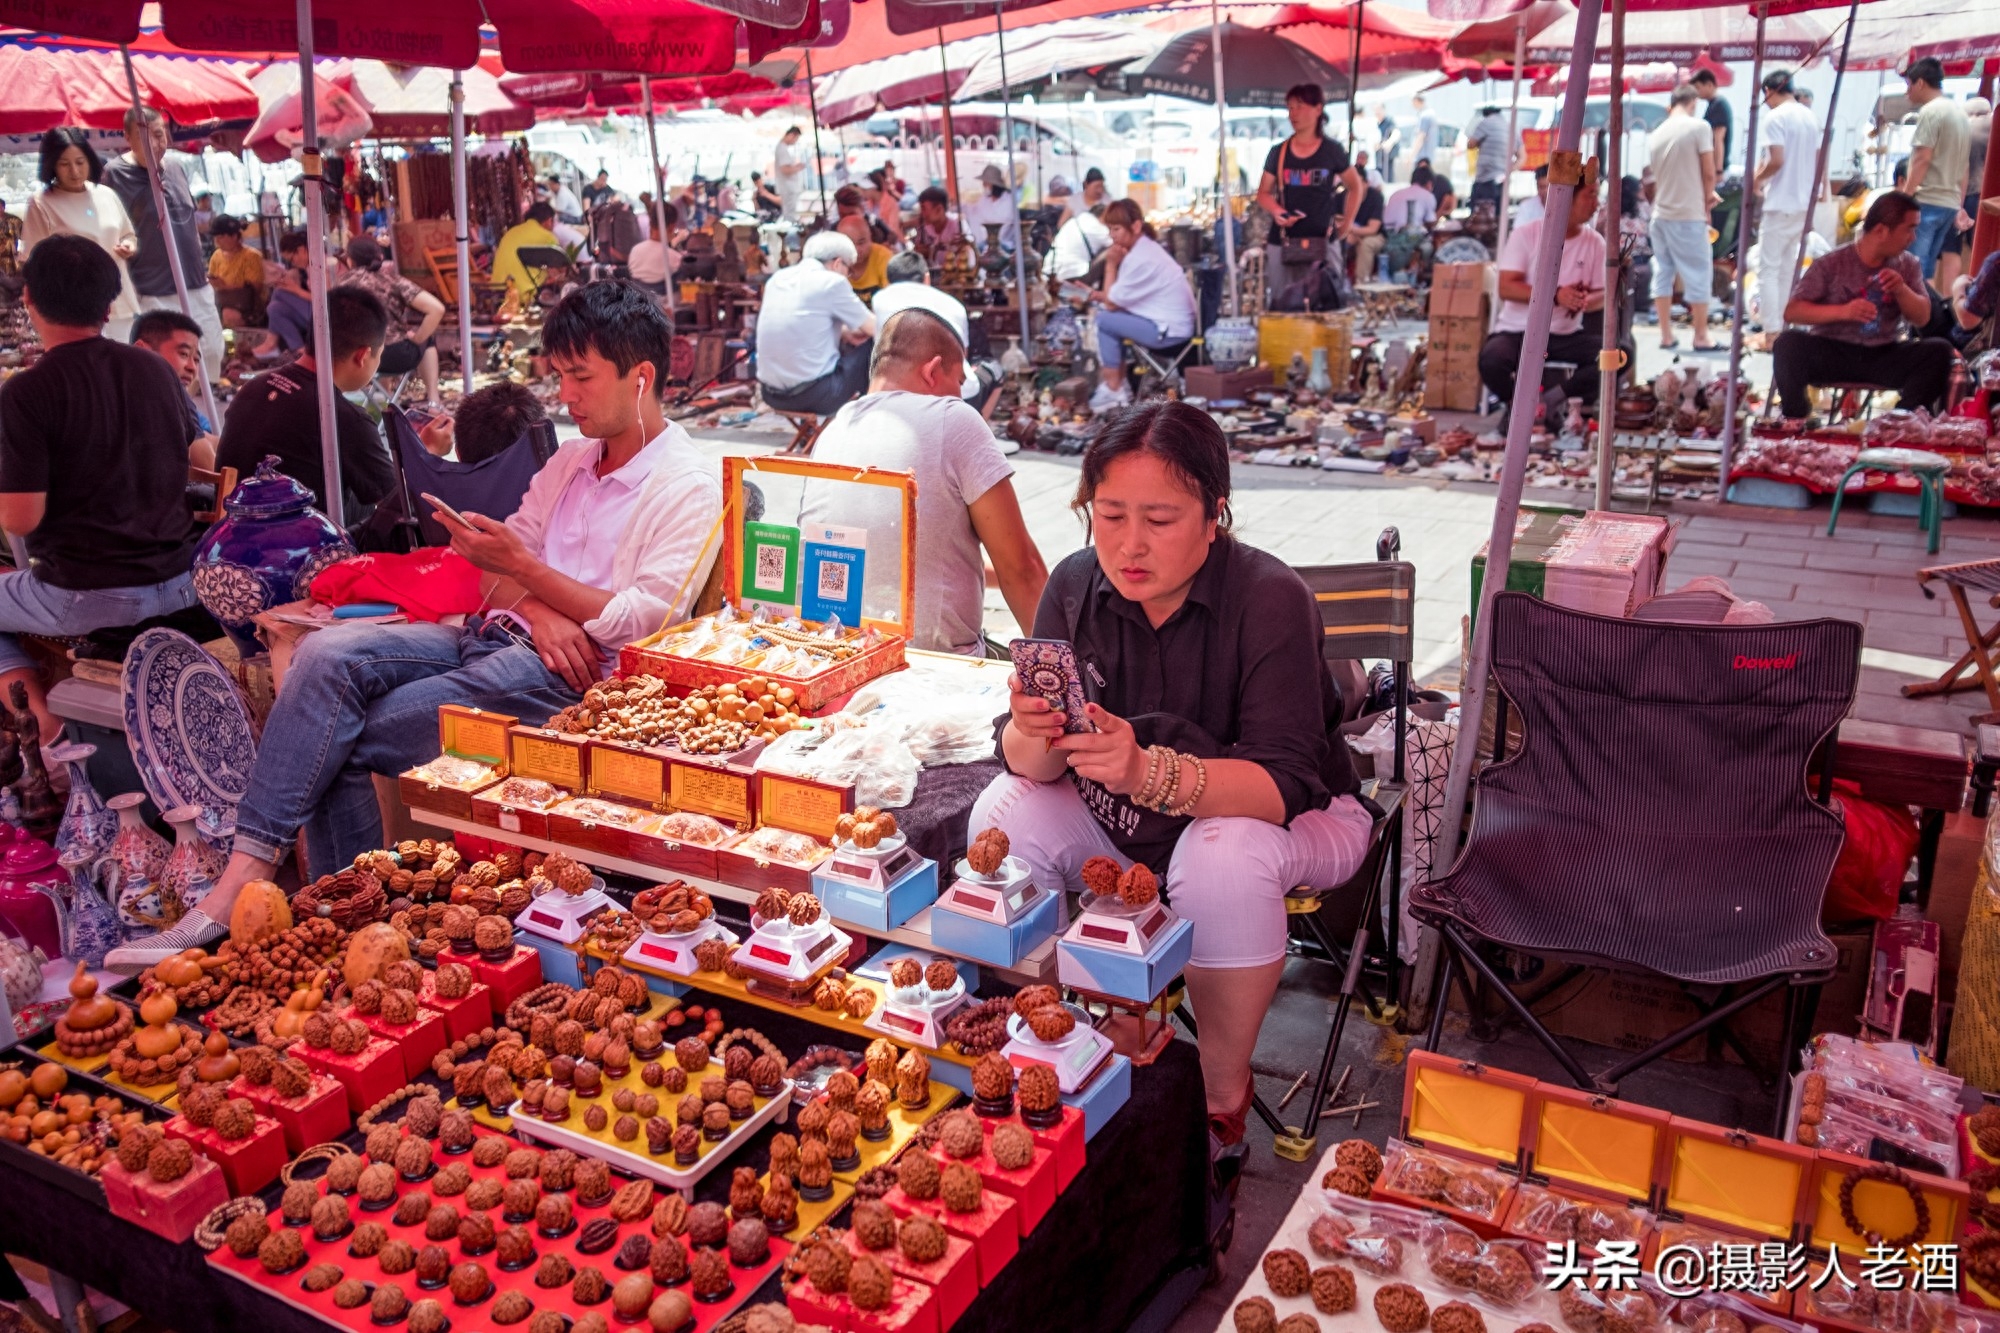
left=0, top=568, right=196, bottom=675
left=1096, top=309, right=1184, bottom=368
left=1912, top=203, right=1958, bottom=279
left=232, top=619, right=580, bottom=876
left=267, top=288, right=312, bottom=351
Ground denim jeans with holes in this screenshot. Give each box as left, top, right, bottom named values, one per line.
left=232, top=618, right=580, bottom=877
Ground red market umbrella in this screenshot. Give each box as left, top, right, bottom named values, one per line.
left=1525, top=2, right=1831, bottom=61
left=0, top=40, right=255, bottom=130
left=1265, top=0, right=1462, bottom=71
left=500, top=66, right=778, bottom=112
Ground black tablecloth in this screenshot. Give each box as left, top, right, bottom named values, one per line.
left=0, top=1008, right=1209, bottom=1333
left=896, top=759, right=1004, bottom=872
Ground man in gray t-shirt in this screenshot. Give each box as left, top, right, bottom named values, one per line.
left=1465, top=108, right=1514, bottom=210
left=1771, top=190, right=1954, bottom=420
left=800, top=308, right=1047, bottom=655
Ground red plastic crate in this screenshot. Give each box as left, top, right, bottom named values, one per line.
left=230, top=1071, right=349, bottom=1154
left=162, top=1111, right=287, bottom=1196
left=295, top=1036, right=404, bottom=1114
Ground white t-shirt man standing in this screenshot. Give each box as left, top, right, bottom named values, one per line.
left=773, top=126, right=807, bottom=220
left=1645, top=85, right=1719, bottom=349
left=1752, top=69, right=1821, bottom=336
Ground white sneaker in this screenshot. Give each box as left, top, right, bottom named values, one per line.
left=993, top=427, right=1022, bottom=456
left=1088, top=382, right=1133, bottom=415
left=104, top=908, right=227, bottom=974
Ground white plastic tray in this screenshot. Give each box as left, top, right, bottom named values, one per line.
left=504, top=1078, right=793, bottom=1198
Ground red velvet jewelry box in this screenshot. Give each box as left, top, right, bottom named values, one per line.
left=230, top=1071, right=349, bottom=1154
left=845, top=1226, right=979, bottom=1329
left=350, top=1002, right=448, bottom=1080
left=417, top=967, right=493, bottom=1042
left=162, top=1110, right=287, bottom=1195
left=880, top=1185, right=1019, bottom=1285
left=295, top=1035, right=404, bottom=1114
left=100, top=1153, right=228, bottom=1243
left=470, top=942, right=543, bottom=1007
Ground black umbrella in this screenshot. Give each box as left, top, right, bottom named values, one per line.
left=1129, top=21, right=1347, bottom=107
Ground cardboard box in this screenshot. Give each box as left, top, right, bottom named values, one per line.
left=1185, top=365, right=1278, bottom=400
left=1429, top=314, right=1486, bottom=355
left=1423, top=348, right=1483, bottom=412
left=1430, top=262, right=1492, bottom=318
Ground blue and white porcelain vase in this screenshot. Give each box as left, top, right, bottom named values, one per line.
left=189, top=455, right=356, bottom=656
left=160, top=804, right=224, bottom=916
left=48, top=742, right=117, bottom=869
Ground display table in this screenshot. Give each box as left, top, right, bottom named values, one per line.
left=0, top=1020, right=1211, bottom=1333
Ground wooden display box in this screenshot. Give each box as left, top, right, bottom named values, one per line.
left=617, top=454, right=917, bottom=714
left=1376, top=1050, right=1533, bottom=1237
left=100, top=1153, right=228, bottom=1243
left=417, top=970, right=493, bottom=1042
left=544, top=795, right=666, bottom=862
left=1505, top=1084, right=1669, bottom=1259
left=230, top=1070, right=348, bottom=1154
left=352, top=1002, right=448, bottom=1080
left=1657, top=1116, right=1813, bottom=1312
left=295, top=1035, right=404, bottom=1114
left=162, top=1110, right=287, bottom=1195
left=470, top=942, right=544, bottom=1007
left=470, top=781, right=569, bottom=841
left=398, top=705, right=513, bottom=819
left=881, top=1185, right=1020, bottom=1285
left=843, top=1228, right=979, bottom=1329
left=715, top=768, right=850, bottom=892
left=1804, top=1148, right=1967, bottom=1256
left=715, top=829, right=832, bottom=894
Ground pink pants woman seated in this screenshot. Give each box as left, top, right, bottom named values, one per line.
left=970, top=773, right=1373, bottom=969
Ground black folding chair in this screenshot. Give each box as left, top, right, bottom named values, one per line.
left=1416, top=594, right=1859, bottom=1131
left=1254, top=528, right=1415, bottom=1161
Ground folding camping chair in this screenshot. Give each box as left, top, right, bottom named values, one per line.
left=1416, top=594, right=1860, bottom=1132
left=1243, top=529, right=1415, bottom=1161
left=1902, top=557, right=2000, bottom=719
left=374, top=406, right=555, bottom=551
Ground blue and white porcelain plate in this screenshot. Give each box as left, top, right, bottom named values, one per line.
left=121, top=629, right=257, bottom=821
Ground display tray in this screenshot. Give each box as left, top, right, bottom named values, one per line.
left=207, top=1124, right=790, bottom=1333
left=506, top=1076, right=794, bottom=1195
left=0, top=1049, right=163, bottom=1207
left=785, top=1179, right=856, bottom=1241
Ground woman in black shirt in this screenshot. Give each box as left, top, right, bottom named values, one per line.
left=976, top=401, right=1370, bottom=1143
left=1256, top=82, right=1365, bottom=304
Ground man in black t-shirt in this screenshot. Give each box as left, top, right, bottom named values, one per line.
left=1337, top=166, right=1388, bottom=281
left=217, top=286, right=399, bottom=529
left=0, top=236, right=204, bottom=741
left=1691, top=69, right=1732, bottom=170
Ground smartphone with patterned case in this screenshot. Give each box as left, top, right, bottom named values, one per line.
left=1009, top=637, right=1094, bottom=733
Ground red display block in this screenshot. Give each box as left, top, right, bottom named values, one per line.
left=845, top=1228, right=978, bottom=1329
left=881, top=1186, right=1019, bottom=1285
left=295, top=1036, right=403, bottom=1114
left=470, top=943, right=542, bottom=1007
left=788, top=1285, right=852, bottom=1332
left=162, top=1111, right=287, bottom=1196
left=418, top=970, right=493, bottom=1042
left=1011, top=1106, right=1085, bottom=1190
left=967, top=1136, right=1058, bottom=1234
left=100, top=1153, right=228, bottom=1243
left=350, top=1003, right=448, bottom=1080
left=230, top=1072, right=349, bottom=1154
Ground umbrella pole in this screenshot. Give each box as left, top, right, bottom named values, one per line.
left=1496, top=12, right=1526, bottom=271
left=1209, top=0, right=1238, bottom=316
left=449, top=71, right=473, bottom=397
left=1717, top=2, right=1767, bottom=486
left=1348, top=0, right=1364, bottom=163
left=1593, top=0, right=1624, bottom=511
left=938, top=30, right=965, bottom=228
left=1436, top=0, right=1607, bottom=894
left=1780, top=0, right=1859, bottom=345
left=295, top=0, right=343, bottom=529
left=118, top=45, right=222, bottom=435
left=641, top=79, right=667, bottom=224
left=994, top=3, right=1032, bottom=351
left=805, top=49, right=831, bottom=224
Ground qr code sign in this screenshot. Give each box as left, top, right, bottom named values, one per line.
left=754, top=543, right=787, bottom=592
left=817, top=559, right=848, bottom=602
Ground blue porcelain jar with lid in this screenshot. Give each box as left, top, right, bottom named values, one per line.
left=189, top=455, right=356, bottom=655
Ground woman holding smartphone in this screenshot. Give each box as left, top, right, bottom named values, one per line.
left=1256, top=83, right=1366, bottom=304
left=976, top=400, right=1371, bottom=1145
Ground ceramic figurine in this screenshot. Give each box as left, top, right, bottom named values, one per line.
left=48, top=742, right=118, bottom=870
left=188, top=456, right=357, bottom=656
left=8, top=686, right=58, bottom=844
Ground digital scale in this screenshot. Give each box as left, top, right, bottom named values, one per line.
left=734, top=914, right=853, bottom=1004
left=623, top=920, right=738, bottom=978
left=1001, top=1004, right=1113, bottom=1095
left=937, top=855, right=1042, bottom=925
left=811, top=834, right=939, bottom=932
left=516, top=876, right=619, bottom=945
left=1063, top=892, right=1177, bottom=956
left=861, top=951, right=968, bottom=1049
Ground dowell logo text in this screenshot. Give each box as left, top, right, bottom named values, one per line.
left=1733, top=653, right=1799, bottom=670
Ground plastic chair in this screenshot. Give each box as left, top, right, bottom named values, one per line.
left=1414, top=594, right=1860, bottom=1130
left=1826, top=446, right=1948, bottom=554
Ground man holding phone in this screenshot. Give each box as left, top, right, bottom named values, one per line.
left=109, top=281, right=724, bottom=972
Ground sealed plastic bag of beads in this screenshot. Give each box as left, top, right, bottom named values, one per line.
left=1508, top=1179, right=1653, bottom=1254
left=1798, top=1278, right=1952, bottom=1333
left=1380, top=1139, right=1512, bottom=1220
left=1306, top=1193, right=1432, bottom=1277
left=1557, top=1280, right=1670, bottom=1333
left=1675, top=1291, right=1813, bottom=1333
left=1420, top=1216, right=1547, bottom=1311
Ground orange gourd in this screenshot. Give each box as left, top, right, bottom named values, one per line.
left=229, top=880, right=292, bottom=946
left=62, top=961, right=116, bottom=1032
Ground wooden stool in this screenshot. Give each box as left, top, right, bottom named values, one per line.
left=1826, top=446, right=1948, bottom=554
left=778, top=412, right=823, bottom=455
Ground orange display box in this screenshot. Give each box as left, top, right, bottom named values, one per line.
left=1506, top=1084, right=1669, bottom=1260
left=295, top=1035, right=404, bottom=1114
left=1656, top=1116, right=1814, bottom=1313
left=351, top=1002, right=448, bottom=1080
left=844, top=1228, right=979, bottom=1330
left=1804, top=1148, right=1967, bottom=1256
left=1375, top=1050, right=1534, bottom=1237
left=416, top=969, right=493, bottom=1042
left=398, top=705, right=512, bottom=820
left=470, top=942, right=544, bottom=1007
left=965, top=1135, right=1058, bottom=1235
left=101, top=1153, right=228, bottom=1243
left=881, top=1184, right=1019, bottom=1285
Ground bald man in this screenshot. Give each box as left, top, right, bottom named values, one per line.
left=836, top=214, right=889, bottom=299
left=801, top=309, right=1046, bottom=655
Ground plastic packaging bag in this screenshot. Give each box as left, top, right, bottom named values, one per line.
left=1508, top=1181, right=1652, bottom=1255
left=755, top=722, right=921, bottom=810
left=1418, top=1216, right=1547, bottom=1312
left=1380, top=1139, right=1511, bottom=1221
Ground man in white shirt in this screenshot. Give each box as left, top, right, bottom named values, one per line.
left=803, top=308, right=1047, bottom=655
left=1476, top=176, right=1609, bottom=415
left=1411, top=95, right=1438, bottom=167
left=1384, top=171, right=1438, bottom=232
left=962, top=165, right=1020, bottom=252
left=1047, top=204, right=1112, bottom=282
left=547, top=175, right=584, bottom=224
left=756, top=230, right=877, bottom=416
left=871, top=250, right=998, bottom=411
left=1647, top=84, right=1720, bottom=350
left=773, top=126, right=807, bottom=220
left=107, top=281, right=722, bottom=970
left=1751, top=68, right=1821, bottom=339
